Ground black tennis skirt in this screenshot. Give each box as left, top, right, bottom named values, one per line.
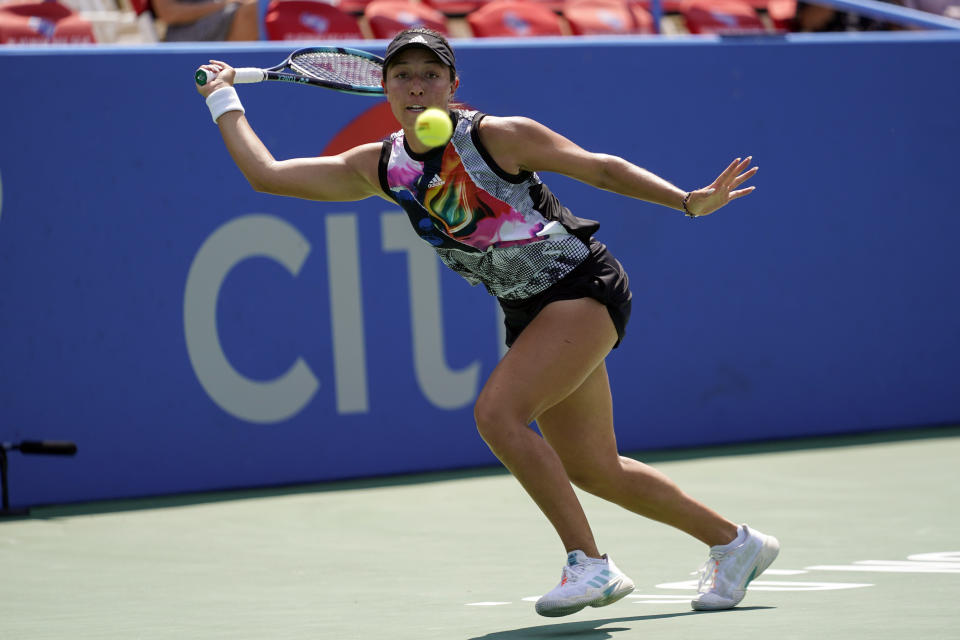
left=497, top=239, right=632, bottom=349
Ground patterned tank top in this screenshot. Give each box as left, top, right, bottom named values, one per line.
left=378, top=110, right=598, bottom=300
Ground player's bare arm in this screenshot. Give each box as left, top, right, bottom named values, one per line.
left=197, top=60, right=385, bottom=203
left=217, top=117, right=384, bottom=202
left=211, top=111, right=383, bottom=202
left=479, top=115, right=758, bottom=218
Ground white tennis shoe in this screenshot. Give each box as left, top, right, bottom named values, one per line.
left=535, top=550, right=635, bottom=617
left=691, top=524, right=780, bottom=611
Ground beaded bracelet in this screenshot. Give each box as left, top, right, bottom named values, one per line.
left=681, top=192, right=696, bottom=218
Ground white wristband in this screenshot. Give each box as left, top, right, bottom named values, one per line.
left=205, top=86, right=244, bottom=124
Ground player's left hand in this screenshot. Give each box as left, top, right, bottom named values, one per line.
left=685, top=157, right=758, bottom=218
left=196, top=60, right=236, bottom=98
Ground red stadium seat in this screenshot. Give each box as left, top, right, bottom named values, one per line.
left=264, top=0, right=365, bottom=40
left=679, top=0, right=764, bottom=33
left=365, top=0, right=447, bottom=38
left=563, top=0, right=643, bottom=34
left=0, top=1, right=95, bottom=43
left=421, top=0, right=487, bottom=17
left=467, top=0, right=564, bottom=36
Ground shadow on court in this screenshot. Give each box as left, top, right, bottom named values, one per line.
left=468, top=608, right=776, bottom=639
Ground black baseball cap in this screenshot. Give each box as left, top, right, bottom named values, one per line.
left=382, top=30, right=456, bottom=71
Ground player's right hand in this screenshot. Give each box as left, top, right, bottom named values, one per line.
left=196, top=60, right=236, bottom=98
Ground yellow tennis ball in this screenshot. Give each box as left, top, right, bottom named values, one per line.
left=414, top=108, right=453, bottom=148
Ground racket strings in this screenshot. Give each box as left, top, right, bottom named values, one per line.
left=289, top=52, right=382, bottom=88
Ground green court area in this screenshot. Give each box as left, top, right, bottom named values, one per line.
left=2, top=427, right=958, bottom=639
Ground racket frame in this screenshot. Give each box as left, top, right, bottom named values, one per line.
left=196, top=46, right=385, bottom=97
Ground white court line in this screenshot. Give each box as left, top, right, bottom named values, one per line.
left=807, top=563, right=960, bottom=573
left=762, top=569, right=809, bottom=575
left=658, top=580, right=872, bottom=591
left=908, top=551, right=960, bottom=562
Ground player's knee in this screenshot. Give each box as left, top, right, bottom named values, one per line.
left=473, top=392, right=520, bottom=452
left=473, top=394, right=502, bottom=445
left=565, top=463, right=620, bottom=499
left=566, top=468, right=606, bottom=496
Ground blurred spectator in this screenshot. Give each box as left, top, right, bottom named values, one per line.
left=792, top=1, right=892, bottom=30
left=152, top=0, right=259, bottom=41
left=898, top=0, right=960, bottom=18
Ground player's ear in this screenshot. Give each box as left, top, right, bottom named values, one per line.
left=451, top=77, right=459, bottom=96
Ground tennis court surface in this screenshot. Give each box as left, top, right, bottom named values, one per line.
left=2, top=426, right=958, bottom=639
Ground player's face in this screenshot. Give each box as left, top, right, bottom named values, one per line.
left=383, top=48, right=458, bottom=131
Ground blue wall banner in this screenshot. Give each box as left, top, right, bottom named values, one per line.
left=1, top=33, right=959, bottom=508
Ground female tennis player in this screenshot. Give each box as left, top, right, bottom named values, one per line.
left=196, top=28, right=779, bottom=617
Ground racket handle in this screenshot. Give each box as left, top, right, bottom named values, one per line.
left=234, top=68, right=266, bottom=83
left=195, top=67, right=266, bottom=86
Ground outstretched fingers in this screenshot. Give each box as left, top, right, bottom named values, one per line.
left=731, top=165, right=758, bottom=187
left=728, top=185, right=756, bottom=200
left=722, top=157, right=758, bottom=199
left=721, top=156, right=753, bottom=182
left=713, top=156, right=743, bottom=187
left=730, top=166, right=758, bottom=192
left=686, top=156, right=759, bottom=217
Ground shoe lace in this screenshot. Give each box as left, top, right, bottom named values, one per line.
left=697, top=551, right=725, bottom=593
left=562, top=562, right=590, bottom=584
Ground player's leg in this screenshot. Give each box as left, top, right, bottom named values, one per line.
left=474, top=297, right=615, bottom=557
left=473, top=296, right=634, bottom=616
left=536, top=362, right=738, bottom=547
left=537, top=359, right=779, bottom=612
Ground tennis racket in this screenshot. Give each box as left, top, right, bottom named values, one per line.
left=195, top=46, right=385, bottom=97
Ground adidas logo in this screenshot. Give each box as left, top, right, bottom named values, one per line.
left=426, top=175, right=444, bottom=188
left=410, top=35, right=428, bottom=44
